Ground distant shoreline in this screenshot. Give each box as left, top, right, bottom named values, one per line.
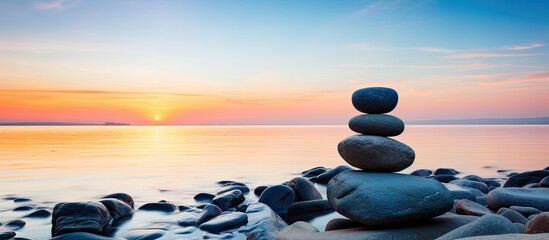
left=1, top=117, right=549, bottom=126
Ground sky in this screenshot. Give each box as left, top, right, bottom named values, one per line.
left=0, top=0, right=548, bottom=125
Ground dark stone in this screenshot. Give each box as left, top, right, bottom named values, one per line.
left=503, top=170, right=549, bottom=187
left=484, top=179, right=501, bottom=188
left=509, top=206, right=542, bottom=217
left=523, top=183, right=539, bottom=188
left=99, top=199, right=133, bottom=221
left=258, top=185, right=296, bottom=218
left=338, top=135, right=415, bottom=172
left=410, top=169, right=432, bottom=177
left=456, top=199, right=492, bottom=216
left=5, top=220, right=25, bottom=230
left=13, top=206, right=33, bottom=211
left=287, top=200, right=333, bottom=223
left=217, top=183, right=249, bottom=195
left=447, top=185, right=485, bottom=201
left=475, top=196, right=488, bottom=206
left=212, top=189, right=245, bottom=211
left=302, top=167, right=327, bottom=178
left=288, top=177, right=322, bottom=202
left=487, top=187, right=549, bottom=211
left=539, top=176, right=549, bottom=187
left=327, top=171, right=453, bottom=226
left=314, top=165, right=353, bottom=184
left=277, top=214, right=478, bottom=240
left=513, top=222, right=525, bottom=233
left=434, top=168, right=460, bottom=176
left=197, top=204, right=222, bottom=224
left=0, top=232, right=16, bottom=240
left=324, top=218, right=364, bottom=231
left=462, top=175, right=484, bottom=182
left=178, top=205, right=191, bottom=211
left=199, top=212, right=248, bottom=233
left=177, top=212, right=199, bottom=227
left=123, top=229, right=164, bottom=240
left=431, top=175, right=459, bottom=183
left=194, top=193, right=215, bottom=203
left=13, top=198, right=31, bottom=203
left=437, top=214, right=518, bottom=240
left=50, top=232, right=117, bottom=240
left=497, top=208, right=528, bottom=224
left=254, top=186, right=268, bottom=196
left=524, top=212, right=549, bottom=233
left=51, top=202, right=112, bottom=237
left=239, top=203, right=287, bottom=240
left=351, top=87, right=398, bottom=114
left=102, top=193, right=134, bottom=209
left=456, top=234, right=549, bottom=239
left=138, top=202, right=176, bottom=212
left=450, top=179, right=489, bottom=193
left=348, top=114, right=405, bottom=136
left=25, top=209, right=51, bottom=218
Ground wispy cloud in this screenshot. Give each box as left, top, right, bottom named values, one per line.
left=503, top=43, right=547, bottom=51
left=407, top=62, right=497, bottom=71
left=1, top=89, right=204, bottom=97
left=34, top=0, right=66, bottom=10
left=0, top=38, right=118, bottom=53
left=414, top=47, right=457, bottom=54
left=445, top=53, right=545, bottom=59
left=352, top=0, right=401, bottom=17
left=476, top=71, right=549, bottom=86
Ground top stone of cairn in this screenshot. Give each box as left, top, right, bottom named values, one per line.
left=352, top=87, right=398, bottom=114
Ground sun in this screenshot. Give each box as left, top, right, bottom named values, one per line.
left=155, top=116, right=160, bottom=121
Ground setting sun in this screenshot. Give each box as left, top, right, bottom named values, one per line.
left=155, top=116, right=160, bottom=121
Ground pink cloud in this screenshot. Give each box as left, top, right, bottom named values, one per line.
left=34, top=0, right=65, bottom=10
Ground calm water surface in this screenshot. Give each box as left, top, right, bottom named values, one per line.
left=0, top=125, right=548, bottom=238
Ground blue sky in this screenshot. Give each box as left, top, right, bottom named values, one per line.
left=0, top=0, right=548, bottom=124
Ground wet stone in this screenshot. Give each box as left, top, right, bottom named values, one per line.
left=138, top=202, right=177, bottom=212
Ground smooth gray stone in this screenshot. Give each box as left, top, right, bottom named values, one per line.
left=288, top=177, right=322, bottom=202
left=258, top=185, right=295, bottom=218
left=524, top=212, right=549, bottom=234
left=484, top=179, right=501, bottom=189
left=446, top=184, right=486, bottom=201
left=450, top=179, right=489, bottom=193
left=510, top=206, right=542, bottom=217
left=197, top=204, right=222, bottom=224
left=327, top=171, right=453, bottom=226
left=99, top=199, right=133, bottom=221
left=123, top=229, right=164, bottom=240
left=0, top=231, right=16, bottom=240
left=487, top=187, right=549, bottom=211
left=348, top=114, right=405, bottom=136
left=513, top=222, right=525, bottom=233
left=302, top=167, right=326, bottom=178
left=13, top=198, right=31, bottom=203
left=504, top=170, right=549, bottom=187
left=497, top=208, right=528, bottom=224
left=434, top=168, right=460, bottom=176
left=277, top=214, right=478, bottom=240
left=540, top=176, right=549, bottom=187
left=351, top=87, right=398, bottom=114
left=138, top=202, right=176, bottom=212
left=102, top=193, right=134, bottom=209
left=199, top=212, right=248, bottom=233
left=410, top=169, right=432, bottom=177
left=287, top=200, right=333, bottom=223
left=324, top=218, right=364, bottom=231
left=240, top=203, right=287, bottom=240
left=254, top=186, right=268, bottom=196
left=523, top=183, right=540, bottom=188
left=338, top=135, right=415, bottom=172
left=456, top=199, right=492, bottom=216
left=51, top=232, right=120, bottom=240
left=52, top=202, right=112, bottom=237
left=5, top=220, right=25, bottom=230
left=25, top=209, right=51, bottom=218
left=194, top=193, right=215, bottom=203
left=314, top=165, right=352, bottom=184
left=436, top=214, right=518, bottom=240
left=476, top=196, right=488, bottom=206
left=177, top=212, right=199, bottom=227
left=456, top=233, right=549, bottom=239
left=217, top=184, right=250, bottom=195
left=212, top=189, right=244, bottom=211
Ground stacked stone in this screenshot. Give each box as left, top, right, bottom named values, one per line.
left=327, top=87, right=454, bottom=227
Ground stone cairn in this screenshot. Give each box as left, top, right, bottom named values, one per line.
left=327, top=87, right=454, bottom=227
